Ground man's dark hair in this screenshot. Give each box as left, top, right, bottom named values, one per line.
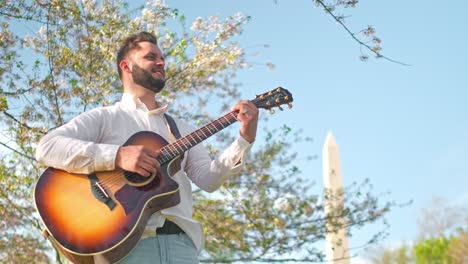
left=117, top=31, right=158, bottom=79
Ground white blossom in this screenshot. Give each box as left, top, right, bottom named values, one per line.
left=146, top=0, right=167, bottom=8
left=38, top=26, right=47, bottom=40
left=81, top=0, right=96, bottom=13
left=191, top=17, right=203, bottom=31
left=22, top=35, right=35, bottom=49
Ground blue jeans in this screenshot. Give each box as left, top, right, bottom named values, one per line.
left=118, top=234, right=199, bottom=264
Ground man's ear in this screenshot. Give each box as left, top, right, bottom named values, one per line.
left=119, top=60, right=132, bottom=74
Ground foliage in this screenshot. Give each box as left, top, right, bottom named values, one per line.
left=447, top=230, right=468, bottom=264
left=367, top=197, right=468, bottom=264
left=0, top=162, right=49, bottom=263
left=414, top=197, right=468, bottom=263
left=1, top=0, right=394, bottom=263
left=414, top=236, right=452, bottom=264
left=368, top=232, right=468, bottom=264
left=413, top=230, right=468, bottom=264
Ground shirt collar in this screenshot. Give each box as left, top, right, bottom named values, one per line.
left=120, top=93, right=169, bottom=115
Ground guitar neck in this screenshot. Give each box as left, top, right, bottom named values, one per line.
left=157, top=111, right=239, bottom=165
left=156, top=87, right=293, bottom=165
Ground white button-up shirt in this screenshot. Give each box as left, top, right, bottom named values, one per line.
left=36, top=93, right=252, bottom=251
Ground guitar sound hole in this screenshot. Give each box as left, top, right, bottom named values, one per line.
left=123, top=171, right=156, bottom=186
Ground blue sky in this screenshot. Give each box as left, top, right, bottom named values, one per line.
left=158, top=0, right=468, bottom=258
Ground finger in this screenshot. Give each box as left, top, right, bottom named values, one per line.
left=136, top=162, right=155, bottom=177
left=144, top=150, right=161, bottom=169
left=142, top=153, right=160, bottom=169
left=134, top=166, right=151, bottom=177
left=142, top=148, right=160, bottom=159
left=231, top=100, right=248, bottom=111
left=244, top=101, right=258, bottom=113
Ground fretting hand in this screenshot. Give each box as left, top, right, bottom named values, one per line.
left=232, top=100, right=259, bottom=143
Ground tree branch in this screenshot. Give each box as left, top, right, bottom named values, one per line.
left=45, top=5, right=64, bottom=125
left=314, top=0, right=410, bottom=66
left=2, top=111, right=45, bottom=134
left=0, top=141, right=35, bottom=161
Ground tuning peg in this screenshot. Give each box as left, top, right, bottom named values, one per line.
left=269, top=108, right=275, bottom=114
left=288, top=103, right=293, bottom=109
left=278, top=105, right=284, bottom=111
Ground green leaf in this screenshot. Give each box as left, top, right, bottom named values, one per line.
left=0, top=96, right=8, bottom=111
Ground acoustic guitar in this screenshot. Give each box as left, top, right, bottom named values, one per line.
left=34, top=87, right=293, bottom=263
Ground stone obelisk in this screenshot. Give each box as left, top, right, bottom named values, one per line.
left=322, top=132, right=349, bottom=263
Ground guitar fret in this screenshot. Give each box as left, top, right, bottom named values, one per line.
left=159, top=149, right=170, bottom=163
left=170, top=145, right=179, bottom=157
left=188, top=134, right=197, bottom=146
left=167, top=146, right=177, bottom=157
left=193, top=132, right=202, bottom=142
left=185, top=138, right=194, bottom=148
left=199, top=129, right=208, bottom=138
left=221, top=116, right=229, bottom=126
left=173, top=140, right=182, bottom=151
left=215, top=120, right=224, bottom=129
left=175, top=143, right=184, bottom=154
left=180, top=139, right=188, bottom=149
left=207, top=124, right=216, bottom=134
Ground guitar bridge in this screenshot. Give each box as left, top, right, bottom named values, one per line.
left=88, top=174, right=116, bottom=211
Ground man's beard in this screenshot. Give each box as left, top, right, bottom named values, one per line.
left=132, top=63, right=166, bottom=93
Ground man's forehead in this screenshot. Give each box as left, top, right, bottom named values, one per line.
left=129, top=42, right=161, bottom=56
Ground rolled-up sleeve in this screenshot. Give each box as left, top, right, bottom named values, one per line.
left=35, top=109, right=120, bottom=174
left=182, top=121, right=253, bottom=192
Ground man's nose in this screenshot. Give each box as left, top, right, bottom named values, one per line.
left=155, top=58, right=165, bottom=67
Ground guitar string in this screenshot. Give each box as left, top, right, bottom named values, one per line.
left=96, top=125, right=213, bottom=187
left=96, top=126, right=222, bottom=187
left=92, top=108, right=259, bottom=188
left=95, top=112, right=239, bottom=188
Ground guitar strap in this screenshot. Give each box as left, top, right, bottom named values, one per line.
left=163, top=113, right=185, bottom=181
left=164, top=113, right=181, bottom=139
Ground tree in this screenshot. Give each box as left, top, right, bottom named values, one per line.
left=414, top=197, right=468, bottom=264
left=417, top=196, right=468, bottom=239
left=447, top=230, right=468, bottom=264
left=1, top=1, right=394, bottom=262
left=413, top=231, right=468, bottom=264
left=367, top=196, right=468, bottom=264
left=366, top=244, right=412, bottom=264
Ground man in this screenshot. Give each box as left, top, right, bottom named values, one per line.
left=36, top=31, right=258, bottom=263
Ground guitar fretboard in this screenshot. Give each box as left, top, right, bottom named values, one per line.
left=154, top=87, right=292, bottom=165
left=157, top=111, right=240, bottom=165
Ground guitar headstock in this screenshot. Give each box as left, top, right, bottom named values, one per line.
left=253, top=87, right=293, bottom=113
